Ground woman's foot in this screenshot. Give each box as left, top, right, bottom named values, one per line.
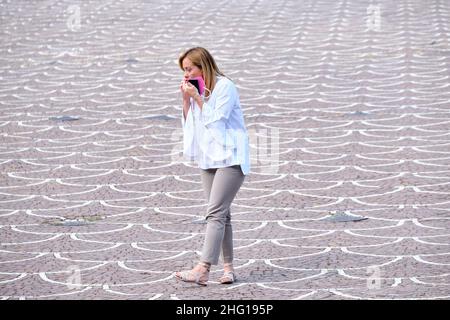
left=219, top=263, right=235, bottom=284
left=175, top=262, right=210, bottom=286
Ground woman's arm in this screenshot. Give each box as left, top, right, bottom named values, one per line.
left=181, top=80, right=191, bottom=121
left=183, top=79, right=236, bottom=124
left=183, top=100, right=190, bottom=121
left=182, top=82, right=203, bottom=111
left=200, top=81, right=236, bottom=126
left=193, top=94, right=203, bottom=110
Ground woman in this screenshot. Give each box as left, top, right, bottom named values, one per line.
left=175, top=47, right=250, bottom=286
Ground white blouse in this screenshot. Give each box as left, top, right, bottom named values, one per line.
left=181, top=76, right=250, bottom=175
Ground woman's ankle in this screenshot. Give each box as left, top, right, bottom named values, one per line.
left=224, top=262, right=234, bottom=271
left=198, top=261, right=211, bottom=271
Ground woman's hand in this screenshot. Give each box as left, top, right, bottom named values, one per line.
left=181, top=80, right=203, bottom=109
left=182, top=82, right=199, bottom=98
left=180, top=79, right=190, bottom=102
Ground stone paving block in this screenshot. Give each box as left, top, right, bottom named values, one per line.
left=1, top=0, right=450, bottom=300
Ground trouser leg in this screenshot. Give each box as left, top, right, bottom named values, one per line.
left=200, top=165, right=245, bottom=265
left=222, top=211, right=233, bottom=264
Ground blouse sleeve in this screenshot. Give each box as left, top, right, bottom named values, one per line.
left=200, top=80, right=238, bottom=149
left=201, top=80, right=237, bottom=126
left=181, top=103, right=196, bottom=160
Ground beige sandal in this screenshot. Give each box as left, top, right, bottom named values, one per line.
left=220, top=262, right=236, bottom=284
left=175, top=262, right=210, bottom=286
left=219, top=271, right=236, bottom=284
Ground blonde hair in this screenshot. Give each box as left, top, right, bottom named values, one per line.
left=178, top=47, right=225, bottom=98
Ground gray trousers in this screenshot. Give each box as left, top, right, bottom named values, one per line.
left=200, top=165, right=245, bottom=265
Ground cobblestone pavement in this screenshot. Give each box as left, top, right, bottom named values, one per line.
left=1, top=0, right=450, bottom=300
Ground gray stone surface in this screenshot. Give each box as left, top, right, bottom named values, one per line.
left=1, top=0, right=450, bottom=300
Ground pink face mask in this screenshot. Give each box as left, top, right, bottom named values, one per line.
left=188, top=76, right=205, bottom=95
